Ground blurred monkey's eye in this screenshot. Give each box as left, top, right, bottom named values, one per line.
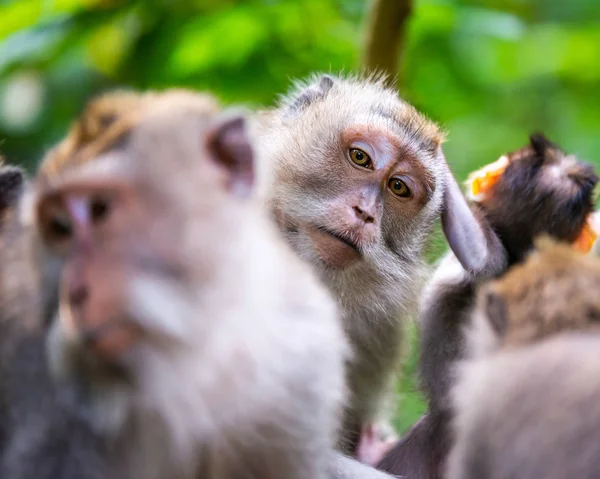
left=388, top=177, right=411, bottom=198
left=47, top=212, right=73, bottom=240
left=349, top=149, right=372, bottom=169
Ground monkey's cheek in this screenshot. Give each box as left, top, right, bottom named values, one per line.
left=307, top=227, right=361, bottom=269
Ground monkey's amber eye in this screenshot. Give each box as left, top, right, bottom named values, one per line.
left=388, top=177, right=410, bottom=198
left=349, top=148, right=372, bottom=168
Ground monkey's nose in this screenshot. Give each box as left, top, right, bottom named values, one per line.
left=69, top=283, right=89, bottom=309
left=353, top=205, right=375, bottom=224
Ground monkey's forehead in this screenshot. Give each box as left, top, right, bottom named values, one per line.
left=280, top=76, right=444, bottom=152
left=327, top=80, right=444, bottom=145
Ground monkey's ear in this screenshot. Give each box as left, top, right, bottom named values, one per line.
left=206, top=113, right=255, bottom=198
left=0, top=165, right=25, bottom=210
left=285, top=74, right=335, bottom=114
left=529, top=132, right=556, bottom=156
left=439, top=149, right=507, bottom=278
left=482, top=290, right=508, bottom=337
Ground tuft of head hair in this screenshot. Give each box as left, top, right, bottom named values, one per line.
left=38, top=89, right=221, bottom=180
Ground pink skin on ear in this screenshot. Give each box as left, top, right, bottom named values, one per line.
left=206, top=113, right=255, bottom=198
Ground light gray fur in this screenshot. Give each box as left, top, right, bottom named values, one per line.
left=447, top=333, right=600, bottom=479
left=256, top=73, right=449, bottom=450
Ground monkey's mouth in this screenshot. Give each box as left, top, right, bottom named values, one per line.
left=79, top=319, right=143, bottom=360
left=315, top=226, right=360, bottom=252
left=307, top=225, right=362, bottom=268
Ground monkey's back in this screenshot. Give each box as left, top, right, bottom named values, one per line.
left=448, top=333, right=600, bottom=479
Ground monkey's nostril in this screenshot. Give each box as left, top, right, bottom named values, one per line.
left=353, top=205, right=375, bottom=224
left=69, top=285, right=89, bottom=308
left=90, top=196, right=111, bottom=224
left=48, top=213, right=72, bottom=240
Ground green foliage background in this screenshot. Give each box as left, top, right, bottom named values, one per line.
left=0, top=0, right=598, bottom=433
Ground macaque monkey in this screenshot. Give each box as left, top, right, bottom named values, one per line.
left=378, top=134, right=599, bottom=478
left=447, top=239, right=600, bottom=479
left=257, top=73, right=504, bottom=463
left=0, top=93, right=356, bottom=479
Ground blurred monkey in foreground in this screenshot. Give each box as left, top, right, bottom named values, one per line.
left=0, top=92, right=356, bottom=479
left=447, top=239, right=600, bottom=479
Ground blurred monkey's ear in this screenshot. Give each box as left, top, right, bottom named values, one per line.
left=0, top=165, right=25, bottom=211
left=206, top=111, right=255, bottom=198
left=482, top=289, right=508, bottom=337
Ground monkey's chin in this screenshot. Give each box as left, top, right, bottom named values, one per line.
left=307, top=226, right=361, bottom=269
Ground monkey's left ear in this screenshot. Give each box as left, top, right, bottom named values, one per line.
left=438, top=148, right=507, bottom=278
left=284, top=74, right=335, bottom=115
left=0, top=165, right=25, bottom=210
left=206, top=113, right=255, bottom=198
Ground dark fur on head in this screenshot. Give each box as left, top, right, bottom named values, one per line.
left=478, top=133, right=597, bottom=263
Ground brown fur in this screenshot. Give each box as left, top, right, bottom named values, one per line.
left=2, top=92, right=353, bottom=479
left=447, top=241, right=600, bottom=479
left=38, top=89, right=220, bottom=180
left=488, top=239, right=600, bottom=346
left=379, top=134, right=598, bottom=478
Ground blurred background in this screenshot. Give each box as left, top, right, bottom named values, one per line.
left=0, top=0, right=598, bottom=432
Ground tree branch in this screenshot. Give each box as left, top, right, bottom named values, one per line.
left=363, top=0, right=413, bottom=87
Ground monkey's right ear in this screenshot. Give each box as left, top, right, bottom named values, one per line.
left=284, top=74, right=335, bottom=114
left=529, top=132, right=556, bottom=157
left=206, top=113, right=255, bottom=198
left=0, top=165, right=25, bottom=210
left=439, top=149, right=507, bottom=278
left=482, top=290, right=508, bottom=337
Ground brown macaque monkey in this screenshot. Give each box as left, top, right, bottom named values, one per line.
left=447, top=239, right=600, bottom=479
left=0, top=94, right=357, bottom=479
left=378, top=134, right=598, bottom=478
left=256, top=73, right=503, bottom=464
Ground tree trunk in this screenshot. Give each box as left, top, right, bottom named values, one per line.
left=363, top=0, right=413, bottom=88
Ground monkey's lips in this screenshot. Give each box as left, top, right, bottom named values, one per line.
left=80, top=320, right=143, bottom=360
left=307, top=226, right=361, bottom=268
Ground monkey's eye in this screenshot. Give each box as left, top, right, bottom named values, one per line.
left=349, top=149, right=372, bottom=169
left=45, top=210, right=73, bottom=243
left=90, top=196, right=111, bottom=224
left=388, top=177, right=410, bottom=198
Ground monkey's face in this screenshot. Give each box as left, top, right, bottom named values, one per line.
left=481, top=134, right=598, bottom=262
left=30, top=106, right=259, bottom=435
left=35, top=174, right=188, bottom=367
left=269, top=77, right=445, bottom=283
